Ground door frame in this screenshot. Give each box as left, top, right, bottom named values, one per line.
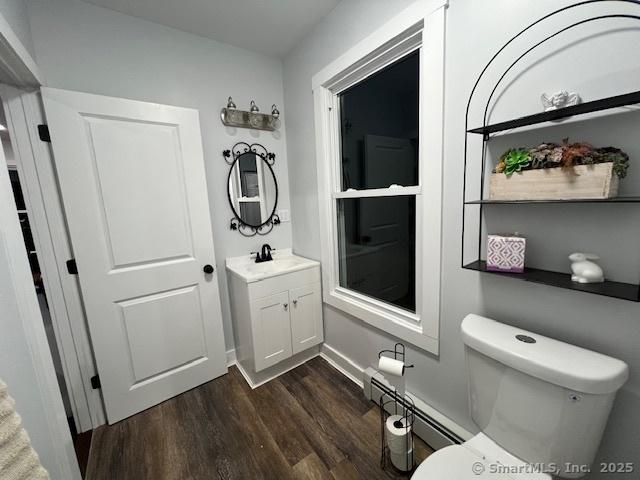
left=0, top=9, right=81, bottom=479
left=1, top=85, right=105, bottom=430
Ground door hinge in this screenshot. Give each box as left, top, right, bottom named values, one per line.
left=66, top=259, right=78, bottom=274
left=38, top=124, right=51, bottom=142
left=90, top=375, right=101, bottom=389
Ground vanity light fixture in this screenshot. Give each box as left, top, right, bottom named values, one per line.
left=220, top=97, right=281, bottom=131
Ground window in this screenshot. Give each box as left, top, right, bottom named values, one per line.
left=338, top=196, right=416, bottom=310
left=337, top=51, right=419, bottom=313
left=313, top=2, right=446, bottom=354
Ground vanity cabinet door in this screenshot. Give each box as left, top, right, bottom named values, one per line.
left=251, top=291, right=293, bottom=372
left=290, top=283, right=323, bottom=355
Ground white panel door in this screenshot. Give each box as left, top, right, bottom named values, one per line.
left=251, top=291, right=292, bottom=372
left=41, top=87, right=227, bottom=423
left=290, top=283, right=323, bottom=355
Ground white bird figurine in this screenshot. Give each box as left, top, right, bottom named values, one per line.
left=569, top=253, right=604, bottom=283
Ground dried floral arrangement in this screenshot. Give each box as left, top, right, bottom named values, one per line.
left=494, top=138, right=630, bottom=178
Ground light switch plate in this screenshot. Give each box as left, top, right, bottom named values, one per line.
left=277, top=209, right=290, bottom=222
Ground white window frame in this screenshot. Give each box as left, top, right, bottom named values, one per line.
left=312, top=0, right=446, bottom=355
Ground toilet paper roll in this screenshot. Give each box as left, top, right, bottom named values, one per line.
left=385, top=415, right=412, bottom=454
left=390, top=447, right=414, bottom=471
left=378, top=356, right=405, bottom=377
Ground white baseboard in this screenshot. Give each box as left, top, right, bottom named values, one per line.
left=404, top=389, right=473, bottom=443
left=226, top=348, right=237, bottom=367
left=319, top=343, right=364, bottom=388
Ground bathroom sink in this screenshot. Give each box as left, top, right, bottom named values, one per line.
left=226, top=249, right=319, bottom=283
left=244, top=257, right=301, bottom=274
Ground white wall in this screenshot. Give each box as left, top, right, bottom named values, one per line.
left=0, top=143, right=79, bottom=478
left=2, top=134, right=15, bottom=165
left=283, top=0, right=640, bottom=477
left=0, top=0, right=35, bottom=57
left=0, top=211, right=63, bottom=479
left=26, top=0, right=293, bottom=349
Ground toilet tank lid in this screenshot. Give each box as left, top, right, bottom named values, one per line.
left=461, top=314, right=629, bottom=394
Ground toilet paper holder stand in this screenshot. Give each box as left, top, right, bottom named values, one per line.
left=377, top=343, right=416, bottom=473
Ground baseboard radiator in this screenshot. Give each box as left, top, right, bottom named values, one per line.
left=362, top=368, right=465, bottom=451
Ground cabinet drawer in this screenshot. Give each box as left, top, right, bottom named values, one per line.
left=248, top=265, right=320, bottom=299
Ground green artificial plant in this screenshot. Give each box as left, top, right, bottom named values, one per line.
left=502, top=148, right=531, bottom=175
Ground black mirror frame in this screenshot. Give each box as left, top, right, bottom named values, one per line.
left=223, top=142, right=280, bottom=237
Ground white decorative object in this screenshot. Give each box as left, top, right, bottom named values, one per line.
left=569, top=253, right=604, bottom=283
left=541, top=90, right=581, bottom=111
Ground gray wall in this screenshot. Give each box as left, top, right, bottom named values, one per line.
left=26, top=0, right=293, bottom=349
left=0, top=0, right=35, bottom=57
left=283, top=0, right=640, bottom=477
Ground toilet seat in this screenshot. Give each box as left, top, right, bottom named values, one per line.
left=411, top=434, right=551, bottom=480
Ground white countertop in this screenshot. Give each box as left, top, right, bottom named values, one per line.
left=226, top=248, right=320, bottom=283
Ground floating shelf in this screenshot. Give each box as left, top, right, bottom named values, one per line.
left=462, top=3, right=640, bottom=302
left=467, top=90, right=640, bottom=136
left=465, top=196, right=640, bottom=205
left=464, top=261, right=640, bottom=302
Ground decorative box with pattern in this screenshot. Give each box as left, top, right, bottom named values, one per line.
left=487, top=234, right=526, bottom=273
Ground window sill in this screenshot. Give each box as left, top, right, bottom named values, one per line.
left=324, top=287, right=439, bottom=355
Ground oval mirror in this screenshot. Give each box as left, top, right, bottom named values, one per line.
left=227, top=152, right=278, bottom=228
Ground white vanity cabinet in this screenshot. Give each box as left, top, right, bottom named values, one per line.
left=227, top=250, right=323, bottom=380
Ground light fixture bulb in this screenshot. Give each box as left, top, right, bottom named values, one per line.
left=226, top=96, right=236, bottom=109
left=250, top=100, right=259, bottom=114
left=271, top=104, right=280, bottom=119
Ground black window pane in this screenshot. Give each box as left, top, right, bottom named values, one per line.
left=240, top=202, right=262, bottom=226
left=339, top=51, right=419, bottom=190
left=337, top=196, right=415, bottom=312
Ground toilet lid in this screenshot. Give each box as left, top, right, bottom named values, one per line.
left=412, top=445, right=550, bottom=480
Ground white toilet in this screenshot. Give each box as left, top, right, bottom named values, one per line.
left=412, top=314, right=629, bottom=479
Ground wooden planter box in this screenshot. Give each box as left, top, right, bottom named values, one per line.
left=489, top=162, right=619, bottom=201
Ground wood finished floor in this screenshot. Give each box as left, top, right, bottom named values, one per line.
left=86, top=357, right=433, bottom=479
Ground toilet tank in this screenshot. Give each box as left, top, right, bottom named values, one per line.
left=461, top=314, right=628, bottom=479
